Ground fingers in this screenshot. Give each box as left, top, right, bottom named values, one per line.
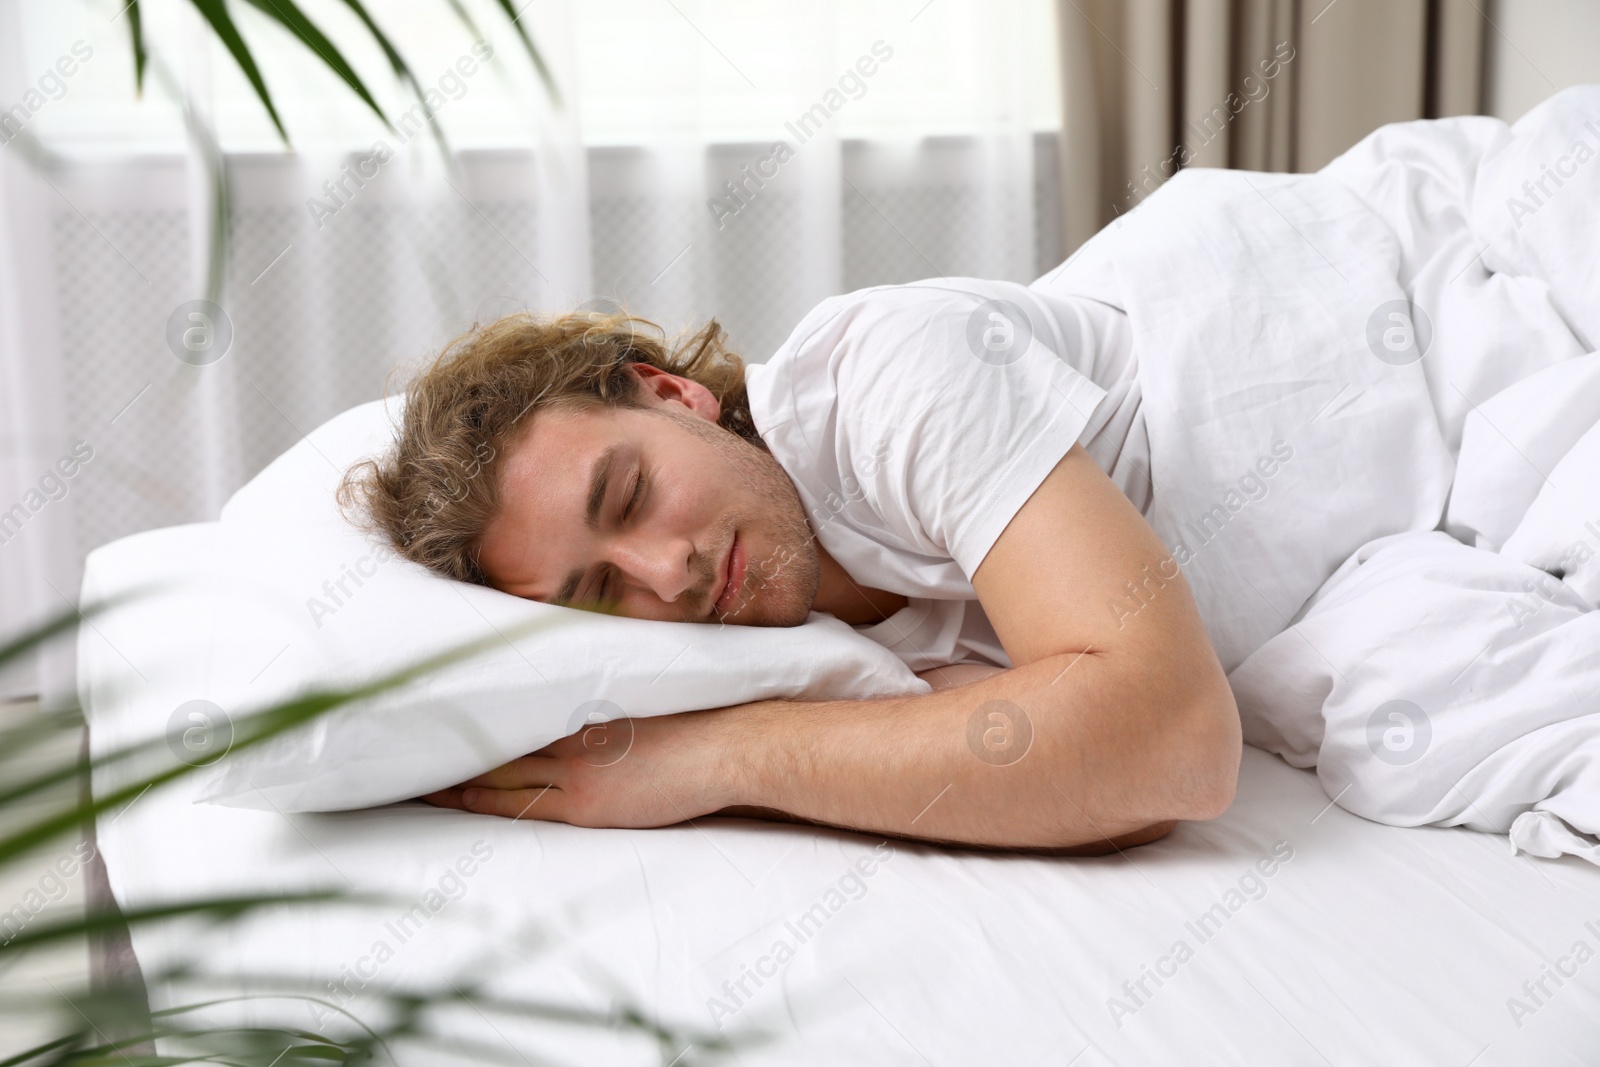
left=418, top=787, right=468, bottom=809
left=459, top=784, right=565, bottom=821
left=418, top=783, right=564, bottom=821
left=459, top=754, right=568, bottom=791
left=420, top=753, right=574, bottom=820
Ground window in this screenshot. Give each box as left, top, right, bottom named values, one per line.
left=14, top=0, right=1061, bottom=153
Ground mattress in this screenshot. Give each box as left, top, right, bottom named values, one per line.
left=82, top=522, right=1600, bottom=1064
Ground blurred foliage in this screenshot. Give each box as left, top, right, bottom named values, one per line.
left=124, top=0, right=561, bottom=143
left=113, top=0, right=561, bottom=303
left=0, top=597, right=740, bottom=1065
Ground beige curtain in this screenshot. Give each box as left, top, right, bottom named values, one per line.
left=1055, top=0, right=1489, bottom=251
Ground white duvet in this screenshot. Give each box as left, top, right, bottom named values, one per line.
left=1049, top=86, right=1600, bottom=866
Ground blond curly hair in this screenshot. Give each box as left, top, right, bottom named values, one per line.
left=337, top=310, right=758, bottom=585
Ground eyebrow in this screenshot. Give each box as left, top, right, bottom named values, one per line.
left=555, top=444, right=622, bottom=604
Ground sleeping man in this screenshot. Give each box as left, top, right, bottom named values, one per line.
left=340, top=277, right=1243, bottom=856
left=342, top=85, right=1600, bottom=865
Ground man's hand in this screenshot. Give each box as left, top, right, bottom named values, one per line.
left=421, top=664, right=1012, bottom=830
left=419, top=710, right=744, bottom=828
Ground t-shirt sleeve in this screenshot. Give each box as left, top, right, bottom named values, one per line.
left=832, top=285, right=1110, bottom=580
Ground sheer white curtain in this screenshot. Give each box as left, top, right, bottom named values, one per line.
left=0, top=0, right=1060, bottom=704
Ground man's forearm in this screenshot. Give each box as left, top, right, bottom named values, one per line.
left=713, top=650, right=1236, bottom=850
left=712, top=803, right=1179, bottom=855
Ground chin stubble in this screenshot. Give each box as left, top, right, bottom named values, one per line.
left=677, top=410, right=820, bottom=625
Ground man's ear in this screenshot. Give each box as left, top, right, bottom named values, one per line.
left=629, top=364, right=722, bottom=422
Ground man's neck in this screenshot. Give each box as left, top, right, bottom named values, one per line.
left=810, top=541, right=908, bottom=625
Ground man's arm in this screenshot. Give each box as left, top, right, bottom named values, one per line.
left=908, top=661, right=1180, bottom=852
left=710, top=662, right=1177, bottom=854
left=423, top=445, right=1242, bottom=851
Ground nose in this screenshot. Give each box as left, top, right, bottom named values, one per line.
left=609, top=531, right=700, bottom=608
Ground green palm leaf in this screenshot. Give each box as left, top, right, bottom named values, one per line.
left=125, top=0, right=147, bottom=95
left=0, top=611, right=565, bottom=865
left=238, top=0, right=395, bottom=133
left=188, top=0, right=288, bottom=142
left=487, top=0, right=562, bottom=106
left=0, top=587, right=149, bottom=669
left=0, top=892, right=354, bottom=955
left=333, top=0, right=451, bottom=154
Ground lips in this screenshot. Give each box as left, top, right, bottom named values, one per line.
left=713, top=533, right=747, bottom=617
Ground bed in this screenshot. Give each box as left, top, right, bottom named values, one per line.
left=81, top=520, right=1600, bottom=1064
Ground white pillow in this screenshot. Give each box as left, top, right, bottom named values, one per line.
left=196, top=398, right=927, bottom=812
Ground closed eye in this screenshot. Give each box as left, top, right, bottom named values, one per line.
left=624, top=467, right=646, bottom=520
left=574, top=466, right=645, bottom=610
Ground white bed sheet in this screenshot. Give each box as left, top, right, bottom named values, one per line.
left=83, top=523, right=1600, bottom=1065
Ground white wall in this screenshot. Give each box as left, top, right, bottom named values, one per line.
left=1486, top=0, right=1600, bottom=122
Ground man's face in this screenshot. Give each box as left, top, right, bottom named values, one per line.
left=476, top=395, right=819, bottom=626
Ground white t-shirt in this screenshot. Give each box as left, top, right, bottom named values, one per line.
left=744, top=275, right=1146, bottom=672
